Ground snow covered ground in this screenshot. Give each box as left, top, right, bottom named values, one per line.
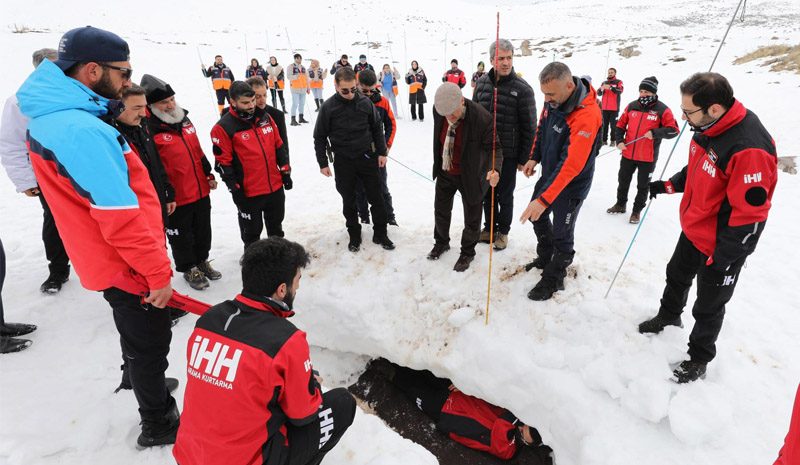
left=1, top=1, right=799, bottom=464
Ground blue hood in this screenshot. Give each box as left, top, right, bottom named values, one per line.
left=17, top=60, right=111, bottom=120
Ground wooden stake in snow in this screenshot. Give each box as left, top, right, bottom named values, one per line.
left=486, top=12, right=500, bottom=326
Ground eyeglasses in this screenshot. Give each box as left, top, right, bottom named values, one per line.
left=99, top=63, right=133, bottom=80
left=360, top=88, right=379, bottom=95
left=680, top=106, right=704, bottom=117
left=339, top=87, right=358, bottom=95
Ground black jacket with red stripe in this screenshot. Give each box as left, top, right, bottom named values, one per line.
left=615, top=98, right=679, bottom=163
left=663, top=100, right=777, bottom=270
left=146, top=112, right=214, bottom=207
left=438, top=391, right=523, bottom=459
left=173, top=293, right=322, bottom=465
left=211, top=106, right=289, bottom=198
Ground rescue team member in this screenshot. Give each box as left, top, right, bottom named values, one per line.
left=287, top=53, right=310, bottom=126
left=606, top=75, right=679, bottom=224
left=369, top=358, right=553, bottom=461
left=520, top=62, right=601, bottom=301
left=266, top=56, right=287, bottom=113
left=173, top=237, right=356, bottom=465
left=18, top=26, right=179, bottom=448
left=597, top=67, right=623, bottom=146
left=774, top=382, right=800, bottom=465
left=641, top=72, right=778, bottom=384
left=141, top=74, right=221, bottom=290
left=212, top=81, right=291, bottom=249
left=308, top=59, right=327, bottom=112
left=246, top=76, right=290, bottom=164
left=405, top=60, right=427, bottom=121
left=442, top=59, right=466, bottom=89
left=314, top=67, right=395, bottom=253
left=202, top=54, right=234, bottom=114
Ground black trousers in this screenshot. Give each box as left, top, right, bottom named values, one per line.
left=616, top=157, right=656, bottom=213
left=270, top=88, right=286, bottom=108
left=355, top=165, right=395, bottom=221
left=215, top=88, right=230, bottom=106
left=102, top=287, right=174, bottom=421
left=236, top=189, right=286, bottom=249
left=483, top=158, right=517, bottom=235
left=390, top=365, right=451, bottom=422
left=531, top=178, right=584, bottom=256
left=39, top=193, right=70, bottom=275
left=333, top=156, right=388, bottom=237
left=166, top=196, right=212, bottom=272
left=410, top=103, right=424, bottom=120
left=434, top=171, right=483, bottom=256
left=283, top=388, right=356, bottom=465
left=601, top=110, right=619, bottom=144
left=658, top=233, right=747, bottom=364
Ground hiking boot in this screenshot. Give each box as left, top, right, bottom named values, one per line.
left=493, top=233, right=509, bottom=250
left=388, top=218, right=399, bottom=226
left=299, top=114, right=309, bottom=124
left=527, top=277, right=564, bottom=301
left=426, top=244, right=450, bottom=260
left=197, top=260, right=222, bottom=280
left=360, top=216, right=370, bottom=225
left=40, top=269, right=70, bottom=294
left=290, top=116, right=299, bottom=126
left=629, top=211, right=641, bottom=224
left=183, top=267, right=209, bottom=290
left=373, top=235, right=395, bottom=250
left=0, top=322, right=37, bottom=338
left=524, top=255, right=550, bottom=271
left=672, top=360, right=707, bottom=384
left=607, top=203, right=626, bottom=214
left=136, top=398, right=180, bottom=449
left=314, top=99, right=321, bottom=111
left=348, top=236, right=362, bottom=253
left=478, top=230, right=491, bottom=244
left=453, top=254, right=474, bottom=272
left=638, top=314, right=683, bottom=334
left=0, top=337, right=32, bottom=354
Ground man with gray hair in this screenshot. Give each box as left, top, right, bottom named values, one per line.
left=473, top=39, right=537, bottom=251
left=0, top=47, right=71, bottom=295
left=519, top=62, right=601, bottom=301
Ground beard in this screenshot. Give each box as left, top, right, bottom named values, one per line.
left=93, top=72, right=122, bottom=100
left=283, top=287, right=296, bottom=310
left=150, top=102, right=186, bottom=124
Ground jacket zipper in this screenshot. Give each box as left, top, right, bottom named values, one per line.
left=251, top=123, right=275, bottom=194
left=682, top=144, right=706, bottom=217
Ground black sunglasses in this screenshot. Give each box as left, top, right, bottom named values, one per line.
left=360, top=88, right=379, bottom=95
left=99, top=63, right=133, bottom=80
left=339, top=87, right=358, bottom=95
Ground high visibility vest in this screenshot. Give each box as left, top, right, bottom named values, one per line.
left=289, top=63, right=308, bottom=90
left=208, top=65, right=233, bottom=90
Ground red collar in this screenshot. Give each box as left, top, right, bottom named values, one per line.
left=703, top=99, right=746, bottom=137
left=234, top=293, right=294, bottom=319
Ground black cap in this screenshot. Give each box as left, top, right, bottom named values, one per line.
left=54, top=26, right=130, bottom=71
left=451, top=58, right=458, bottom=65
left=639, top=76, right=659, bottom=94
left=140, top=74, right=175, bottom=104
left=341, top=54, right=348, bottom=59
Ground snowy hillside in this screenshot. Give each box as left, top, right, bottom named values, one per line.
left=1, top=1, right=799, bottom=464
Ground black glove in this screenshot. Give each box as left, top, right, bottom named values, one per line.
left=282, top=172, right=293, bottom=190
left=649, top=181, right=666, bottom=199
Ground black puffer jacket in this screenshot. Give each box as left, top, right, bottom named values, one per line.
left=472, top=68, right=537, bottom=165
left=313, top=92, right=386, bottom=168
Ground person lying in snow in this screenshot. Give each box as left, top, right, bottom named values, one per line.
left=370, top=358, right=547, bottom=460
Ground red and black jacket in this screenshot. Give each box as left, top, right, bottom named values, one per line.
left=211, top=106, right=289, bottom=198
left=443, top=68, right=467, bottom=88
left=597, top=77, right=623, bottom=111
left=663, top=100, right=777, bottom=270
left=615, top=98, right=679, bottom=163
left=438, top=391, right=522, bottom=459
left=173, top=293, right=322, bottom=465
left=775, top=383, right=800, bottom=465
left=146, top=112, right=214, bottom=207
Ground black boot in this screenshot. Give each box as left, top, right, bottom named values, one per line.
left=672, top=360, right=707, bottom=384
left=282, top=104, right=287, bottom=114
left=314, top=99, right=321, bottom=112
left=299, top=114, right=309, bottom=124
left=137, top=397, right=180, bottom=449
left=525, top=230, right=553, bottom=271
left=290, top=116, right=299, bottom=126
left=527, top=250, right=574, bottom=301
left=0, top=337, right=32, bottom=354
